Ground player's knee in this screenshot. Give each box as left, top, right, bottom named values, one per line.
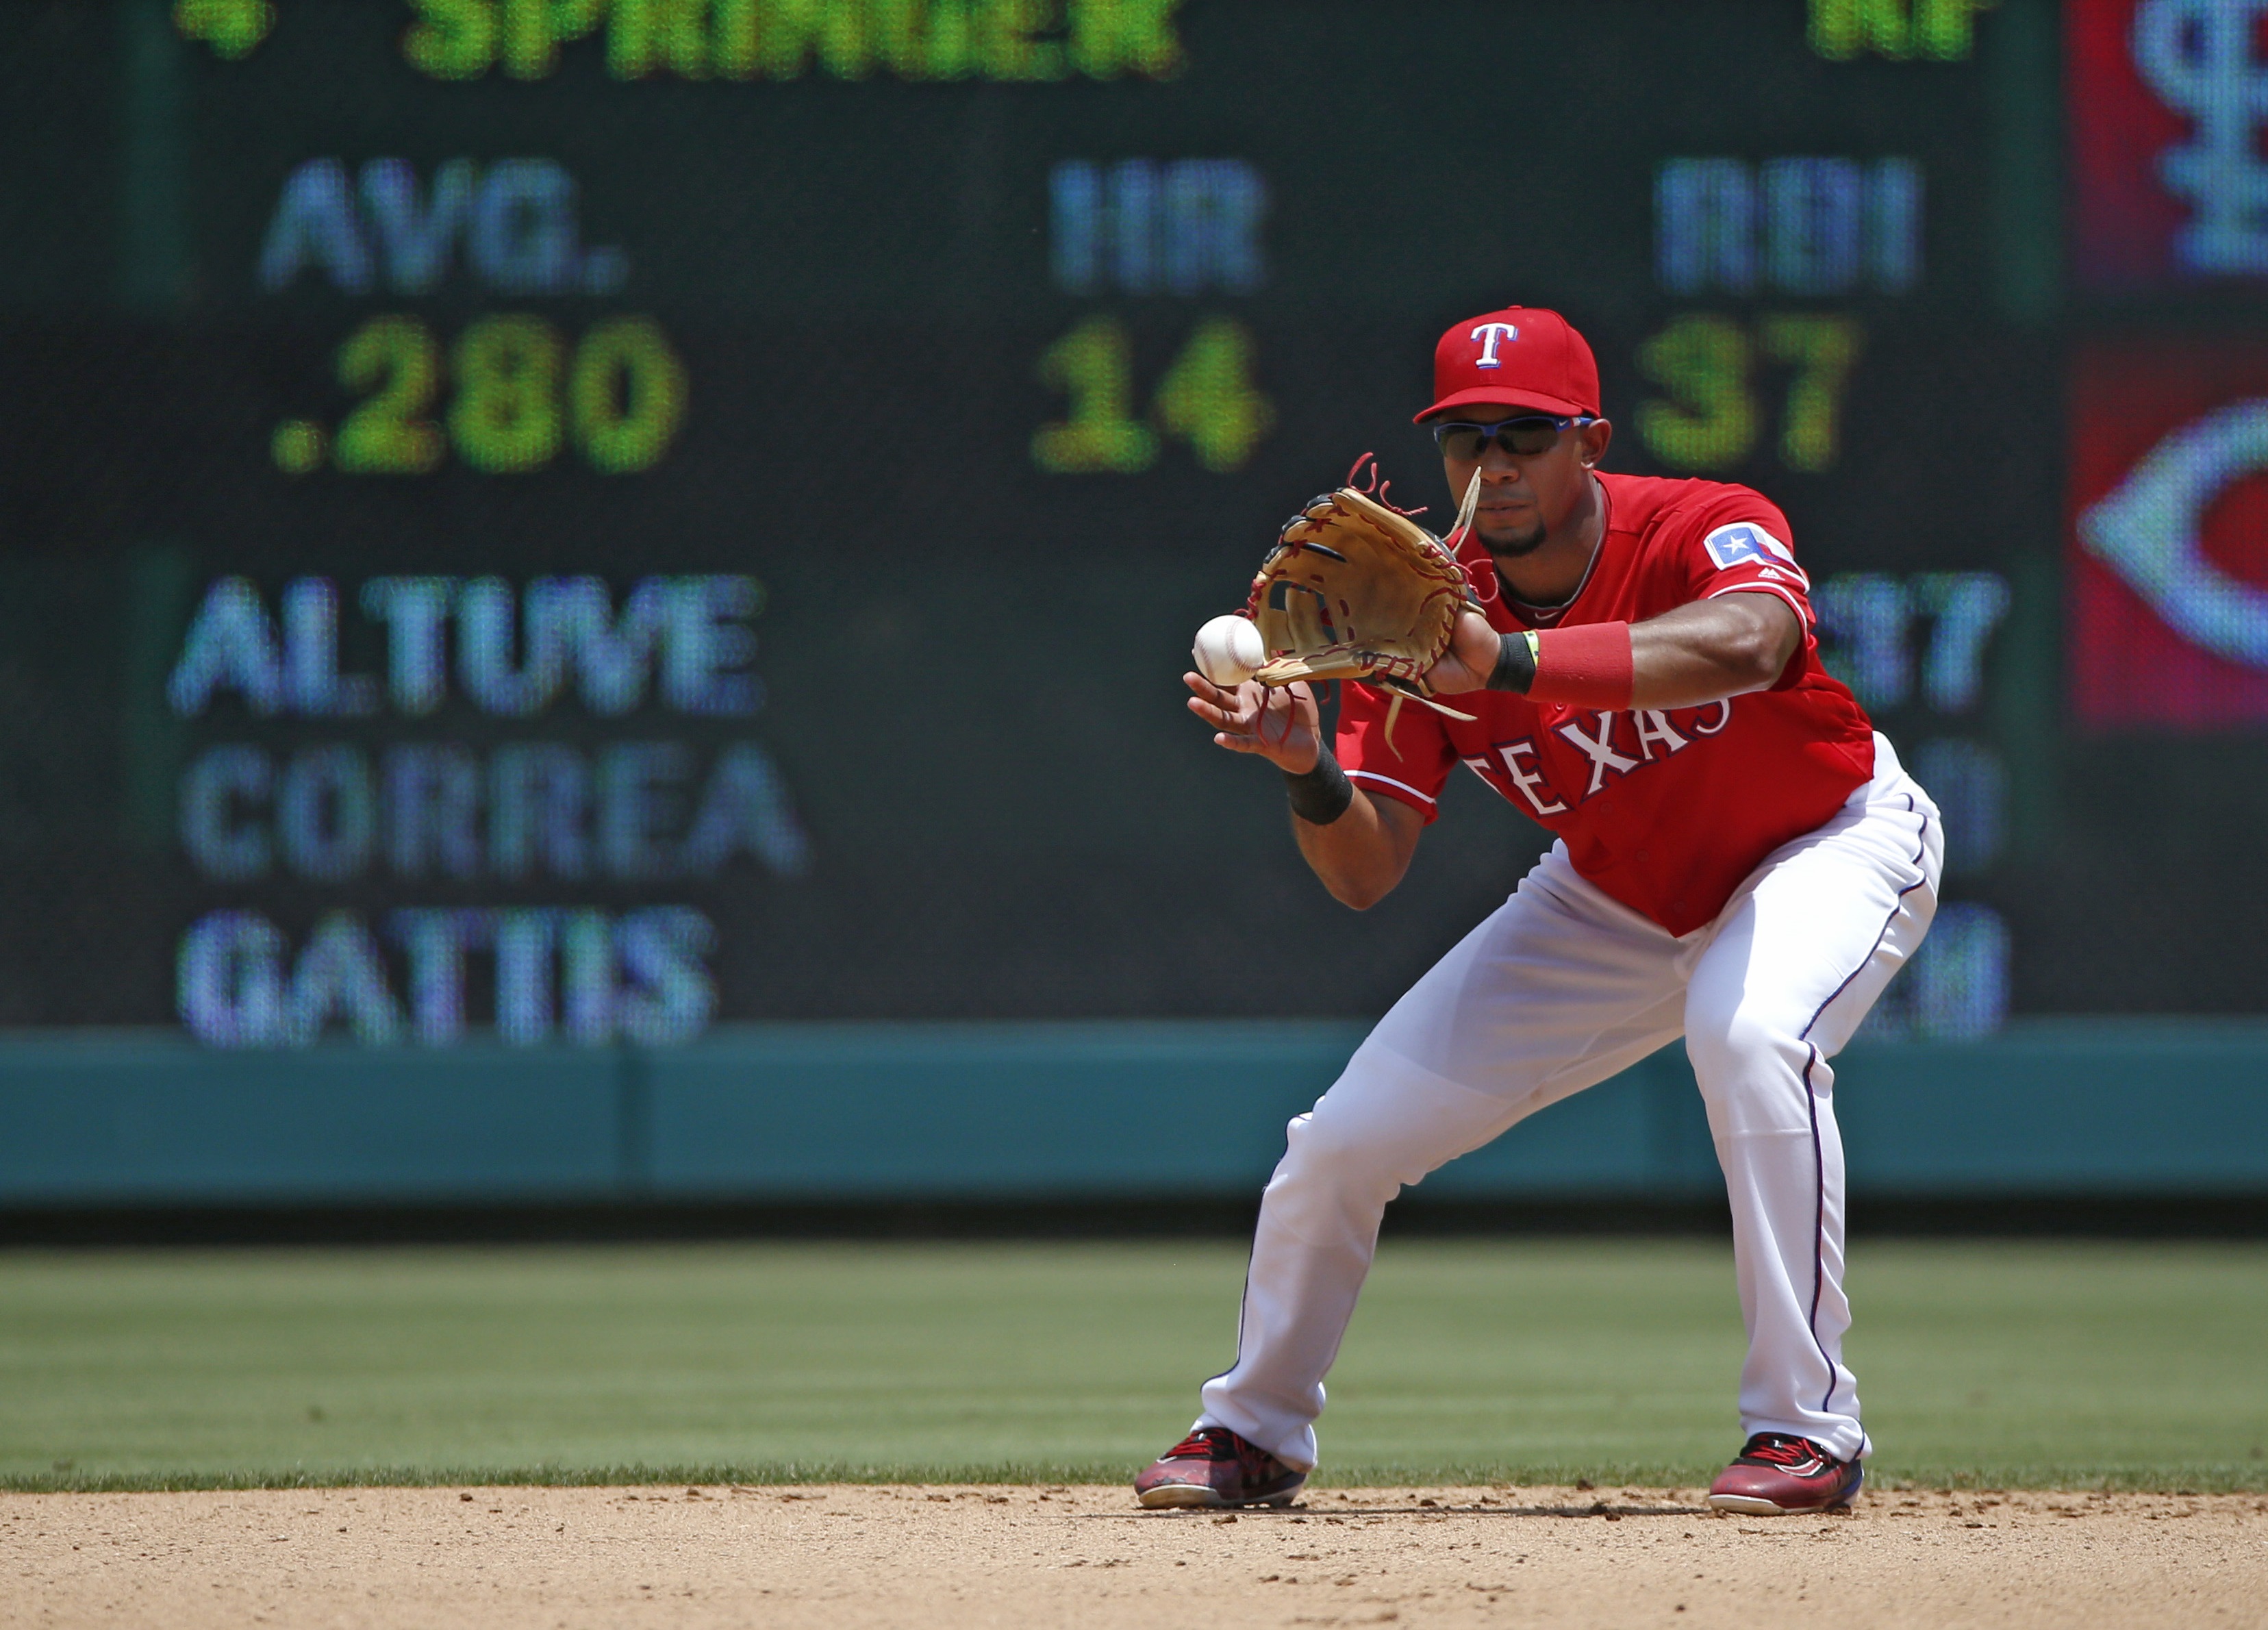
left=1275, top=1102, right=1403, bottom=1194
left=1281, top=1107, right=1364, bottom=1173
left=1685, top=1007, right=1804, bottom=1095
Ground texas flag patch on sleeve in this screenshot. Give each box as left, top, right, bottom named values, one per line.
left=1701, top=522, right=1798, bottom=573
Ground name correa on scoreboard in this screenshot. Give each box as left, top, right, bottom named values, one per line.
left=0, top=0, right=2260, bottom=1040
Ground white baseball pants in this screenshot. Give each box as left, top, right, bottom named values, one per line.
left=1196, top=734, right=1940, bottom=1470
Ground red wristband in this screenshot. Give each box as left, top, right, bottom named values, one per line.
left=1527, top=622, right=1634, bottom=710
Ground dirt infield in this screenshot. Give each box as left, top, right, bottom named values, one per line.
left=6, top=1483, right=2265, bottom=1629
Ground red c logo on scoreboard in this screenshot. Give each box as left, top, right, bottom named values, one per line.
left=2069, top=338, right=2268, bottom=727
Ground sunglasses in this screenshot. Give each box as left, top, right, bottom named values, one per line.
left=1428, top=413, right=1595, bottom=460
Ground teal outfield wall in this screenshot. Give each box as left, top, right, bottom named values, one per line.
left=1, top=1020, right=2265, bottom=1207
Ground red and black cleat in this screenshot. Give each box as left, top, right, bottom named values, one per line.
left=1706, top=1433, right=1863, bottom=1515
left=1134, top=1426, right=1309, bottom=1509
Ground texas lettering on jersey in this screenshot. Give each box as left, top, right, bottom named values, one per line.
left=1467, top=698, right=1735, bottom=816
left=1334, top=472, right=1878, bottom=936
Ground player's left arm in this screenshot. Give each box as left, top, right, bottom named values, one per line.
left=1429, top=592, right=1800, bottom=708
left=1626, top=592, right=1801, bottom=709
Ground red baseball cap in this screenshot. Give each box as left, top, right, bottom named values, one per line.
left=1413, top=306, right=1601, bottom=422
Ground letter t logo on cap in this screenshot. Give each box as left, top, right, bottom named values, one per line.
left=1418, top=306, right=1598, bottom=423
left=1470, top=322, right=1520, bottom=367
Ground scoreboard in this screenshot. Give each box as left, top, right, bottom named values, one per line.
left=0, top=0, right=2262, bottom=1045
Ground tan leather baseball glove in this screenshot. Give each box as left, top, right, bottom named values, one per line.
left=1243, top=460, right=1483, bottom=742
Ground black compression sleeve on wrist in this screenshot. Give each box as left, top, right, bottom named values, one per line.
left=1487, top=629, right=1538, bottom=693
left=1283, top=751, right=1355, bottom=826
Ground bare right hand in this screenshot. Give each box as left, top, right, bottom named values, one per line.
left=1184, top=673, right=1322, bottom=774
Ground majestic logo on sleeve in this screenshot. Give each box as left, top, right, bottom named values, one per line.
left=1701, top=523, right=1798, bottom=573
left=1470, top=322, right=1520, bottom=367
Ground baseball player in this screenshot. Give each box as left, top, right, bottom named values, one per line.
left=1139, top=307, right=1939, bottom=1516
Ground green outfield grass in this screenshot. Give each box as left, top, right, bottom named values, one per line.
left=1, top=1239, right=2261, bottom=1492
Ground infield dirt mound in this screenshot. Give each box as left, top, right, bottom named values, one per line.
left=6, top=1483, right=2265, bottom=1629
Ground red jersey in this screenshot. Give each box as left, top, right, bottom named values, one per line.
left=1336, top=471, right=1876, bottom=936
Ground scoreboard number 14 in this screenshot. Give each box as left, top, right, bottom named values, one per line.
left=1031, top=316, right=1274, bottom=475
